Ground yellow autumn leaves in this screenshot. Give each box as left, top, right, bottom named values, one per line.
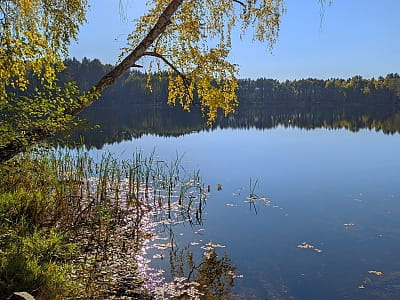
left=0, top=0, right=88, bottom=101
left=1, top=0, right=88, bottom=147
left=126, top=0, right=285, bottom=123
left=2, top=0, right=288, bottom=146
left=297, top=241, right=323, bottom=253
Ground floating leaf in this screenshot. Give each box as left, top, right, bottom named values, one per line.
left=368, top=270, right=383, bottom=276
left=297, top=242, right=314, bottom=249
left=297, top=242, right=323, bottom=253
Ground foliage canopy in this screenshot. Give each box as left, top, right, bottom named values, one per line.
left=1, top=0, right=292, bottom=159
left=0, top=0, right=89, bottom=149
left=124, top=0, right=285, bottom=122
left=0, top=0, right=87, bottom=96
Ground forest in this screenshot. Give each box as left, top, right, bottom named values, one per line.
left=53, top=58, right=400, bottom=149
left=5, top=1, right=400, bottom=299
left=60, top=57, right=400, bottom=108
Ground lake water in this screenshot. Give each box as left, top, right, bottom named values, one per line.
left=85, top=124, right=400, bottom=299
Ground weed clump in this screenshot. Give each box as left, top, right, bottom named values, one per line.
left=0, top=147, right=205, bottom=299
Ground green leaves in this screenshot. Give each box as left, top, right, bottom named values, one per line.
left=0, top=81, right=92, bottom=148
left=0, top=0, right=88, bottom=98
left=0, top=0, right=88, bottom=150
left=1, top=0, right=287, bottom=157
left=126, top=0, right=285, bottom=123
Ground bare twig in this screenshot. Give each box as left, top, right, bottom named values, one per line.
left=131, top=63, right=143, bottom=68
left=143, top=52, right=186, bottom=82
left=143, top=51, right=194, bottom=101
left=232, top=0, right=246, bottom=7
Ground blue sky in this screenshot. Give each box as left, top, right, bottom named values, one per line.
left=69, top=0, right=400, bottom=80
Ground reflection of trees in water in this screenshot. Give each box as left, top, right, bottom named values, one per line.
left=61, top=102, right=400, bottom=149
left=153, top=244, right=236, bottom=299
left=217, top=104, right=400, bottom=134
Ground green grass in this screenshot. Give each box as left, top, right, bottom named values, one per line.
left=0, top=146, right=205, bottom=299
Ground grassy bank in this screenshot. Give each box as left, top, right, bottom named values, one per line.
left=0, top=147, right=205, bottom=299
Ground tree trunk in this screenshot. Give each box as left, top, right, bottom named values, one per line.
left=71, top=0, right=183, bottom=116
left=0, top=0, right=183, bottom=163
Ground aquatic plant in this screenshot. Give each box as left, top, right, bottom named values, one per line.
left=0, top=146, right=206, bottom=298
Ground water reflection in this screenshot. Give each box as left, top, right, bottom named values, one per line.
left=48, top=148, right=239, bottom=298
left=60, top=100, right=400, bottom=299
left=63, top=103, right=400, bottom=149
left=147, top=244, right=236, bottom=299
left=93, top=153, right=239, bottom=299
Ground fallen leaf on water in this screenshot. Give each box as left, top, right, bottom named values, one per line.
left=368, top=270, right=383, bottom=276
left=174, top=277, right=187, bottom=283
left=297, top=242, right=314, bottom=249
left=297, top=242, right=323, bottom=253
left=201, top=246, right=214, bottom=251
left=204, top=242, right=226, bottom=249
left=153, top=242, right=173, bottom=250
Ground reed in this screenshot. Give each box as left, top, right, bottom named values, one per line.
left=246, top=177, right=260, bottom=213
left=0, top=145, right=205, bottom=299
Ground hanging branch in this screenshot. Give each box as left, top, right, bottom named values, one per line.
left=70, top=0, right=184, bottom=116
left=143, top=51, right=192, bottom=87
left=0, top=0, right=184, bottom=163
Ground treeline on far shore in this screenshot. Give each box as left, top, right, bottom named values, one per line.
left=58, top=57, right=400, bottom=108
left=48, top=58, right=400, bottom=149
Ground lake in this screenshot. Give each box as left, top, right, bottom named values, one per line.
left=72, top=105, right=400, bottom=299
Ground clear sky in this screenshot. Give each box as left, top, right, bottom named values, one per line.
left=69, top=0, right=400, bottom=81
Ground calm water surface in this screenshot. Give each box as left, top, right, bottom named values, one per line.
left=90, top=127, right=400, bottom=299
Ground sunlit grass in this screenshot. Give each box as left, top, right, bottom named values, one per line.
left=0, top=146, right=205, bottom=299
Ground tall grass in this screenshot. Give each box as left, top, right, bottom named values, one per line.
left=0, top=146, right=205, bottom=299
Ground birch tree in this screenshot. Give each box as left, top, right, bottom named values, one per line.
left=1, top=0, right=291, bottom=162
